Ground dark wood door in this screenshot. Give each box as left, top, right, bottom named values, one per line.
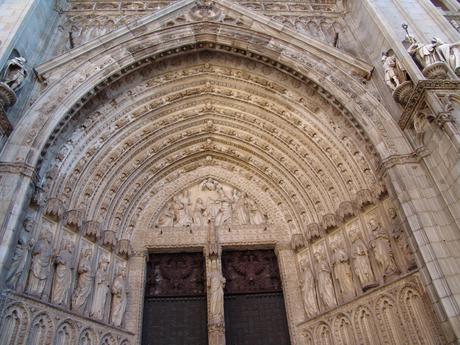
left=222, top=250, right=291, bottom=345
left=142, top=252, right=208, bottom=345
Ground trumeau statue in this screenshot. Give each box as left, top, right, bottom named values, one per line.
left=1, top=56, right=28, bottom=92
left=6, top=217, right=34, bottom=289
left=26, top=230, right=53, bottom=298
left=330, top=239, right=356, bottom=301
left=388, top=207, right=417, bottom=270
left=368, top=218, right=399, bottom=278
left=313, top=250, right=337, bottom=309
left=111, top=264, right=128, bottom=327
left=72, top=248, right=94, bottom=313
left=299, top=259, right=319, bottom=319
left=208, top=257, right=225, bottom=324
left=156, top=179, right=265, bottom=227
left=51, top=240, right=74, bottom=306
left=349, top=226, right=377, bottom=291
left=90, top=255, right=110, bottom=320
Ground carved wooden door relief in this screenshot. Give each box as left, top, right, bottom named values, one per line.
left=142, top=252, right=208, bottom=345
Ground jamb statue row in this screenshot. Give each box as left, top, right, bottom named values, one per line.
left=299, top=216, right=415, bottom=319
left=6, top=218, right=128, bottom=328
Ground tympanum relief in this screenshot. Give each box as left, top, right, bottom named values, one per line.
left=156, top=178, right=266, bottom=228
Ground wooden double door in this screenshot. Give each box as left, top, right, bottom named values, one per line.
left=142, top=250, right=290, bottom=345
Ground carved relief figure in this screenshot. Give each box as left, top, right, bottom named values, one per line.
left=435, top=38, right=460, bottom=75
left=381, top=52, right=407, bottom=90
left=232, top=190, right=250, bottom=225
left=192, top=198, right=207, bottom=226
left=157, top=201, right=175, bottom=227
left=215, top=188, right=233, bottom=226
left=368, top=218, right=399, bottom=278
left=6, top=217, right=34, bottom=289
left=72, top=248, right=94, bottom=313
left=51, top=240, right=74, bottom=306
left=176, top=191, right=192, bottom=226
left=248, top=198, right=264, bottom=225
left=388, top=207, right=417, bottom=270
left=299, top=259, right=319, bottom=319
left=1, top=56, right=28, bottom=91
left=90, top=255, right=110, bottom=320
left=313, top=250, right=337, bottom=309
left=408, top=37, right=441, bottom=68
left=111, top=265, right=128, bottom=327
left=349, top=226, right=377, bottom=291
left=26, top=230, right=53, bottom=298
left=208, top=258, right=225, bottom=324
left=330, top=239, right=356, bottom=301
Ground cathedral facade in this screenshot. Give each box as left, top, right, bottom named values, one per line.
left=0, top=0, right=459, bottom=344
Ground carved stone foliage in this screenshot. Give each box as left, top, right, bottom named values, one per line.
left=299, top=273, right=445, bottom=345
left=145, top=252, right=206, bottom=297
left=155, top=179, right=266, bottom=228
left=0, top=293, right=133, bottom=345
left=221, top=250, right=282, bottom=294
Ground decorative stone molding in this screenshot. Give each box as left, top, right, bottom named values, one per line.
left=44, top=197, right=65, bottom=220
left=63, top=209, right=84, bottom=231
left=102, top=230, right=117, bottom=250
left=81, top=220, right=101, bottom=242
left=117, top=239, right=132, bottom=258
left=291, top=233, right=306, bottom=251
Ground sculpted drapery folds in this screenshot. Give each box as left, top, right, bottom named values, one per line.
left=90, top=255, right=110, bottom=320
left=111, top=265, right=128, bottom=327
left=299, top=259, right=319, bottom=319
left=6, top=218, right=34, bottom=289
left=330, top=239, right=356, bottom=301
left=349, top=226, right=377, bottom=291
left=208, top=257, right=225, bottom=324
left=26, top=230, right=53, bottom=298
left=313, top=250, right=337, bottom=310
left=388, top=207, right=417, bottom=271
left=368, top=218, right=399, bottom=278
left=72, top=248, right=93, bottom=313
left=51, top=240, right=74, bottom=306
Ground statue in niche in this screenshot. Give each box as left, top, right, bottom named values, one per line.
left=6, top=217, right=34, bottom=289
left=381, top=52, right=407, bottom=91
left=157, top=201, right=175, bottom=227
left=313, top=250, right=337, bottom=309
left=51, top=240, right=74, bottom=306
left=407, top=37, right=442, bottom=68
left=349, top=226, right=377, bottom=291
left=388, top=207, right=417, bottom=270
left=248, top=199, right=264, bottom=225
left=368, top=218, right=399, bottom=278
left=176, top=191, right=192, bottom=226
left=299, top=259, right=319, bottom=319
left=330, top=239, right=356, bottom=301
left=192, top=198, right=207, bottom=226
left=1, top=56, right=28, bottom=92
left=72, top=248, right=94, bottom=313
left=90, top=255, right=110, bottom=320
left=208, top=257, right=225, bottom=324
left=111, top=264, right=128, bottom=327
left=232, top=189, right=250, bottom=225
left=26, top=230, right=53, bottom=298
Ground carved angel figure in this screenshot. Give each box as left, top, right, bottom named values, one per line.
left=1, top=56, right=27, bottom=91
left=299, top=259, right=319, bottom=319
left=331, top=240, right=355, bottom=301
left=72, top=248, right=94, bottom=313
left=90, top=255, right=110, bottom=320
left=111, top=265, right=128, bottom=327
left=26, top=230, right=53, bottom=298
left=313, top=250, right=337, bottom=309
left=51, top=240, right=74, bottom=306
left=6, top=217, right=34, bottom=289
left=368, top=218, right=398, bottom=277
left=349, top=226, right=376, bottom=291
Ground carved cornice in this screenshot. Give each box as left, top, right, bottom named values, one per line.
left=377, top=147, right=430, bottom=176
left=399, top=79, right=460, bottom=130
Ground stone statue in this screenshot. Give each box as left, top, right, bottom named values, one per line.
left=6, top=217, right=34, bottom=289
left=1, top=56, right=27, bottom=92
left=232, top=190, right=250, bottom=225
left=215, top=188, right=233, bottom=226
left=313, top=250, right=337, bottom=309
left=299, top=259, right=319, bottom=319
left=368, top=218, right=398, bottom=278
left=349, top=226, right=377, bottom=291
left=51, top=240, right=74, bottom=306
left=381, top=52, right=407, bottom=90
left=388, top=207, right=417, bottom=270
left=26, top=230, right=53, bottom=298
left=330, top=240, right=355, bottom=301
left=248, top=199, right=264, bottom=225
left=90, top=255, right=110, bottom=320
left=407, top=37, right=441, bottom=69
left=111, top=265, right=128, bottom=327
left=433, top=37, right=460, bottom=75
left=157, top=201, right=175, bottom=227
left=192, top=198, right=207, bottom=226
left=176, top=191, right=192, bottom=226
left=72, top=248, right=94, bottom=313
left=208, top=258, right=225, bottom=323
